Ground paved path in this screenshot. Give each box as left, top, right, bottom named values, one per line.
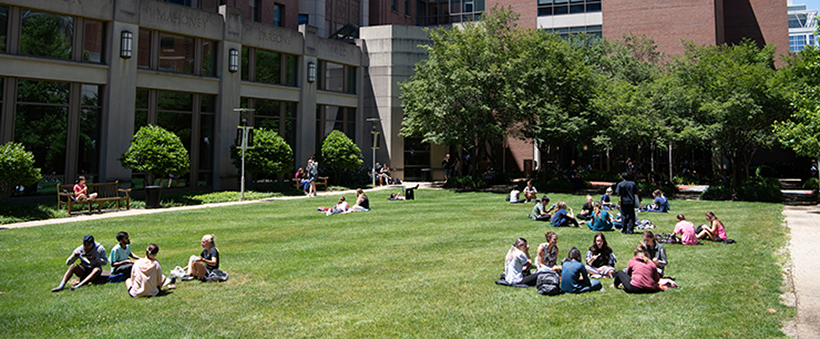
left=783, top=205, right=820, bottom=338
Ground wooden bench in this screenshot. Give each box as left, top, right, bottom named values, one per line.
left=57, top=181, right=131, bottom=214
left=292, top=176, right=329, bottom=191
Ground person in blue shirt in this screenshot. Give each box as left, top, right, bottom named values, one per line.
left=645, top=190, right=669, bottom=213
left=551, top=202, right=579, bottom=227
left=561, top=247, right=602, bottom=293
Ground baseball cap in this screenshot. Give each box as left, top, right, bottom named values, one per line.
left=83, top=235, right=95, bottom=243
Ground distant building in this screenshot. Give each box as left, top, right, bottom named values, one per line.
left=788, top=1, right=818, bottom=52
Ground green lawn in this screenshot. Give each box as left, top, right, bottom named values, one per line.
left=0, top=189, right=793, bottom=338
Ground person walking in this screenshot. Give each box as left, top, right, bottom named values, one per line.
left=614, top=172, right=639, bottom=234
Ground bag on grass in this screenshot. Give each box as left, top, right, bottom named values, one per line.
left=536, top=271, right=563, bottom=296
left=204, top=269, right=229, bottom=282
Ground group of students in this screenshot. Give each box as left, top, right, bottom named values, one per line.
left=51, top=232, right=220, bottom=298
left=502, top=230, right=670, bottom=294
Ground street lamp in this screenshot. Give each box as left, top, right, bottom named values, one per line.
left=366, top=118, right=381, bottom=187
left=234, top=108, right=256, bottom=201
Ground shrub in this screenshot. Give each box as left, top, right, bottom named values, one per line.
left=672, top=174, right=698, bottom=185
left=755, top=165, right=778, bottom=178
left=231, top=127, right=293, bottom=181
left=320, top=130, right=364, bottom=184
left=803, top=177, right=818, bottom=191
left=701, top=177, right=782, bottom=202
left=119, top=125, right=190, bottom=186
left=0, top=142, right=42, bottom=203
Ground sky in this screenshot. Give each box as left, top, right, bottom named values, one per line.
left=793, top=0, right=820, bottom=12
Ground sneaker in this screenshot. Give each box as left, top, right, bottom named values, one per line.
left=181, top=275, right=195, bottom=281
left=317, top=207, right=323, bottom=212
left=527, top=214, right=532, bottom=219
left=169, top=277, right=177, bottom=284
left=51, top=286, right=64, bottom=292
left=325, top=210, right=332, bottom=216
left=313, top=193, right=317, bottom=197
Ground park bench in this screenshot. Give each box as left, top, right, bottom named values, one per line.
left=57, top=181, right=131, bottom=214
left=292, top=176, right=329, bottom=191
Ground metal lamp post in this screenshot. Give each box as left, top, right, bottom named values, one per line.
left=234, top=109, right=255, bottom=201
left=366, top=118, right=381, bottom=187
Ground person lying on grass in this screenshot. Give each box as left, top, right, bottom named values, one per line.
left=52, top=235, right=107, bottom=292
left=611, top=243, right=661, bottom=294
left=697, top=211, right=727, bottom=242
left=127, top=243, right=175, bottom=297
left=317, top=196, right=350, bottom=216
left=387, top=184, right=420, bottom=201
left=181, top=234, right=219, bottom=281
left=561, top=247, right=602, bottom=293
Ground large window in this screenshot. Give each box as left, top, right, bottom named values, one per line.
left=404, top=137, right=431, bottom=180
left=538, top=0, right=601, bottom=17
left=78, top=85, right=101, bottom=179
left=83, top=19, right=105, bottom=63
left=544, top=25, right=602, bottom=39
left=274, top=4, right=284, bottom=27
left=319, top=61, right=356, bottom=94
left=139, top=29, right=216, bottom=76
left=162, top=0, right=219, bottom=12
left=134, top=89, right=215, bottom=188
left=241, top=47, right=299, bottom=86
left=159, top=32, right=195, bottom=74
left=251, top=0, right=261, bottom=22
left=20, top=10, right=73, bottom=60
left=0, top=6, right=8, bottom=52
left=316, top=105, right=356, bottom=147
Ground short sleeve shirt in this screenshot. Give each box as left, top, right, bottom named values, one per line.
left=201, top=247, right=220, bottom=270
left=615, top=180, right=638, bottom=205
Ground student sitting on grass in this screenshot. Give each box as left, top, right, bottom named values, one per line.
left=522, top=180, right=538, bottom=202
left=343, top=189, right=370, bottom=213
left=109, top=231, right=140, bottom=281
left=551, top=202, right=579, bottom=227
left=644, top=190, right=669, bottom=213
left=611, top=243, right=661, bottom=294
left=577, top=195, right=594, bottom=220
left=508, top=185, right=525, bottom=203
left=182, top=234, right=219, bottom=281
left=697, top=211, right=728, bottom=242
left=52, top=235, right=107, bottom=292
left=561, top=247, right=602, bottom=293
left=586, top=202, right=614, bottom=232
left=127, top=243, right=176, bottom=298
left=503, top=238, right=540, bottom=286
left=642, top=231, right=667, bottom=276
left=585, top=232, right=617, bottom=278
left=535, top=231, right=561, bottom=273
left=601, top=187, right=617, bottom=210
left=673, top=214, right=698, bottom=245
left=529, top=196, right=555, bottom=221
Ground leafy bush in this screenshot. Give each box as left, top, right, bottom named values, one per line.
left=701, top=177, right=782, bottom=202
left=231, top=127, right=293, bottom=181
left=637, top=181, right=679, bottom=196
left=0, top=142, right=41, bottom=203
left=754, top=165, right=778, bottom=178
left=672, top=174, right=699, bottom=185
left=319, top=166, right=370, bottom=188
left=119, top=126, right=190, bottom=185
left=443, top=175, right=488, bottom=189
left=803, top=177, right=818, bottom=191
left=320, top=130, right=363, bottom=184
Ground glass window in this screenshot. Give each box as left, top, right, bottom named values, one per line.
left=78, top=85, right=101, bottom=176
left=347, top=66, right=357, bottom=94
left=393, top=0, right=397, bottom=11
left=299, top=14, right=308, bottom=25
left=156, top=91, right=192, bottom=185
left=202, top=39, right=216, bottom=76
left=158, top=32, right=195, bottom=74
left=316, top=105, right=356, bottom=146
left=16, top=80, right=70, bottom=182
left=157, top=90, right=193, bottom=112
left=274, top=4, right=284, bottom=27
left=286, top=54, right=298, bottom=86
left=406, top=0, right=410, bottom=15
left=138, top=28, right=151, bottom=69
left=241, top=46, right=250, bottom=81
left=135, top=88, right=149, bottom=134
left=199, top=112, right=214, bottom=172
left=20, top=10, right=73, bottom=59
left=83, top=20, right=105, bottom=63
left=256, top=49, right=282, bottom=84
left=252, top=0, right=261, bottom=22
left=0, top=6, right=8, bottom=52
left=323, top=61, right=344, bottom=92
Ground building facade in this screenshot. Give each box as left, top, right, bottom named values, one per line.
left=788, top=2, right=818, bottom=52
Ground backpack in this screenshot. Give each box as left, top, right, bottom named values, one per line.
left=657, top=233, right=680, bottom=244
left=536, top=271, right=563, bottom=296
left=637, top=219, right=655, bottom=230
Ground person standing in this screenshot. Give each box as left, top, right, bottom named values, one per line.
left=52, top=235, right=107, bottom=292
left=615, top=172, right=639, bottom=234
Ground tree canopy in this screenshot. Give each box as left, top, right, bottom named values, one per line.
left=119, top=125, right=190, bottom=186
left=231, top=127, right=294, bottom=181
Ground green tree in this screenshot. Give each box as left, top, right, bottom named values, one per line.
left=674, top=40, right=792, bottom=192
left=119, top=125, right=190, bottom=186
left=231, top=128, right=293, bottom=183
left=400, top=6, right=526, bottom=168
left=320, top=130, right=363, bottom=184
left=0, top=142, right=41, bottom=203
left=775, top=46, right=820, bottom=184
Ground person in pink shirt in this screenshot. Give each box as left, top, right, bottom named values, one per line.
left=73, top=176, right=97, bottom=201
left=673, top=214, right=698, bottom=245
left=611, top=243, right=660, bottom=293
left=697, top=211, right=727, bottom=241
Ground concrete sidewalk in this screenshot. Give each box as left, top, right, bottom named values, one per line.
left=783, top=205, right=820, bottom=338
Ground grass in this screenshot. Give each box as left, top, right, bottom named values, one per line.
left=0, top=189, right=793, bottom=338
